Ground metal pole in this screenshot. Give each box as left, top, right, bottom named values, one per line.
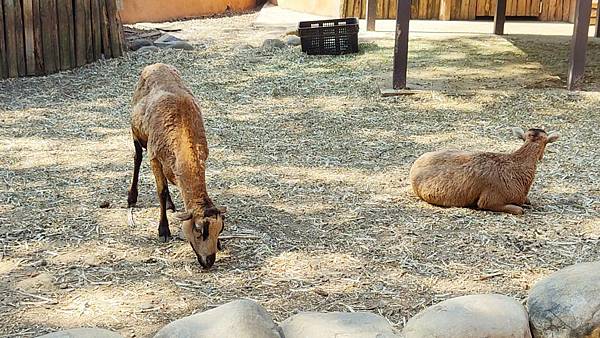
left=567, top=0, right=591, bottom=90
left=392, top=0, right=411, bottom=89
left=367, top=0, right=377, bottom=31
left=494, top=0, right=507, bottom=35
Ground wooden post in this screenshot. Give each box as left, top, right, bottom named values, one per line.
left=4, top=0, right=19, bottom=77
left=40, top=0, right=59, bottom=74
left=494, top=0, right=507, bottom=34
left=22, top=0, right=36, bottom=75
left=594, top=3, right=600, bottom=38
left=57, top=0, right=74, bottom=70
left=567, top=0, right=591, bottom=90
left=105, top=0, right=123, bottom=57
left=14, top=0, right=27, bottom=76
left=85, top=0, right=94, bottom=62
left=393, top=0, right=411, bottom=89
left=91, top=0, right=102, bottom=60
left=74, top=0, right=87, bottom=66
left=32, top=0, right=44, bottom=74
left=439, top=0, right=452, bottom=19
left=367, top=0, right=377, bottom=31
left=0, top=1, right=7, bottom=78
left=99, top=0, right=112, bottom=58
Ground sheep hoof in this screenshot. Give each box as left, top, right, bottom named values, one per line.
left=159, top=234, right=171, bottom=243
left=503, top=205, right=524, bottom=215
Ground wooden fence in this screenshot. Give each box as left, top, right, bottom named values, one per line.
left=342, top=0, right=584, bottom=20
left=0, top=0, right=125, bottom=79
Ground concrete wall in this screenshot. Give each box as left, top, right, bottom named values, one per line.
left=119, top=0, right=257, bottom=24
left=276, top=0, right=342, bottom=17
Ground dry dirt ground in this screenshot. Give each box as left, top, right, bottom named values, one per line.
left=1, top=12, right=600, bottom=338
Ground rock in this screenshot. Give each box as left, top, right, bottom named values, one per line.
left=284, top=26, right=298, bottom=36
left=99, top=201, right=110, bottom=208
left=284, top=35, right=301, bottom=47
left=153, top=299, right=280, bottom=338
left=154, top=33, right=183, bottom=47
left=234, top=43, right=254, bottom=52
left=128, top=39, right=153, bottom=51
left=37, top=328, right=123, bottom=338
left=262, top=38, right=286, bottom=50
left=16, top=272, right=55, bottom=293
left=281, top=312, right=398, bottom=338
left=82, top=254, right=101, bottom=267
left=137, top=46, right=160, bottom=53
left=527, top=261, right=600, bottom=338
left=403, top=294, right=531, bottom=338
left=163, top=41, right=194, bottom=51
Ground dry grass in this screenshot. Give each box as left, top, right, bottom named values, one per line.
left=1, top=12, right=599, bottom=338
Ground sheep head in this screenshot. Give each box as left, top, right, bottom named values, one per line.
left=176, top=206, right=227, bottom=269
left=512, top=127, right=559, bottom=160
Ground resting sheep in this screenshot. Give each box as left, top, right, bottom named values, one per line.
left=409, top=128, right=559, bottom=215
left=127, top=63, right=226, bottom=269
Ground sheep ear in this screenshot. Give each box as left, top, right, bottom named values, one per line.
left=547, top=132, right=560, bottom=143
left=217, top=206, right=227, bottom=214
left=512, top=127, right=525, bottom=140
left=174, top=211, right=192, bottom=221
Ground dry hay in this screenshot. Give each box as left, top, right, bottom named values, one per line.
left=1, top=12, right=599, bottom=338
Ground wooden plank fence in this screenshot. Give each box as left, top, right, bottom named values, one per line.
left=0, top=0, right=124, bottom=79
left=343, top=0, right=589, bottom=21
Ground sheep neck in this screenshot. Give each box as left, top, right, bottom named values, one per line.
left=173, top=132, right=213, bottom=214
left=509, top=141, right=544, bottom=168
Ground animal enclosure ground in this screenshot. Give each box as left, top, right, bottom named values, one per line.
left=1, top=13, right=600, bottom=337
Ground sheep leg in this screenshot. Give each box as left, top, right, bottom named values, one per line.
left=150, top=159, right=172, bottom=242
left=478, top=194, right=524, bottom=215
left=127, top=140, right=143, bottom=208
left=485, top=204, right=524, bottom=215
left=165, top=185, right=176, bottom=212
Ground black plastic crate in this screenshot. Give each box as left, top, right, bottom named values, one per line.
left=298, top=18, right=359, bottom=55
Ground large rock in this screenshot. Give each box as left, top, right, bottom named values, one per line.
left=284, top=35, right=301, bottom=47
left=164, top=41, right=194, bottom=51
left=153, top=299, right=281, bottom=338
left=37, top=328, right=123, bottom=338
left=528, top=261, right=600, bottom=338
left=137, top=46, right=160, bottom=53
left=16, top=272, right=55, bottom=292
left=154, top=33, right=182, bottom=46
left=403, top=294, right=531, bottom=338
left=281, top=312, right=398, bottom=338
left=128, top=39, right=153, bottom=51
left=262, top=39, right=286, bottom=50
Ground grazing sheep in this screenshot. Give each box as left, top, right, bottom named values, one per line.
left=409, top=128, right=559, bottom=215
left=127, top=63, right=226, bottom=269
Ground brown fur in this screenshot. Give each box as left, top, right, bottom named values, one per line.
left=409, top=128, right=559, bottom=215
left=127, top=63, right=225, bottom=269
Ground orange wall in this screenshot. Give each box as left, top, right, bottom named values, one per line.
left=276, top=0, right=342, bottom=17
left=119, top=0, right=257, bottom=24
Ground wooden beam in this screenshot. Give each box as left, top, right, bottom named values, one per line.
left=567, top=0, right=591, bottom=90
left=594, top=3, right=600, bottom=38
left=439, top=0, right=452, bottom=19
left=4, top=0, right=19, bottom=78
left=0, top=0, right=7, bottom=78
left=366, top=0, right=377, bottom=31
left=393, top=0, right=411, bottom=89
left=22, top=0, right=36, bottom=75
left=494, top=0, right=507, bottom=35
